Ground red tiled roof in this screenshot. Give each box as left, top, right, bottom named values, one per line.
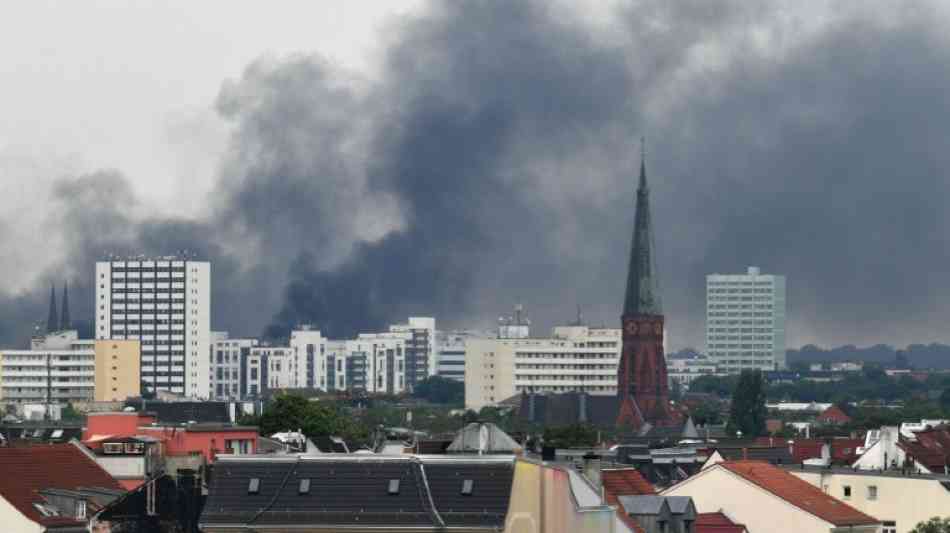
left=753, top=438, right=864, bottom=463
left=898, top=425, right=950, bottom=472
left=602, top=468, right=655, bottom=533
left=720, top=461, right=878, bottom=526
left=0, top=443, right=123, bottom=527
left=816, top=405, right=852, bottom=424
left=696, top=512, right=747, bottom=533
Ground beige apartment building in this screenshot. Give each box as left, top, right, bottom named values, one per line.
left=94, top=339, right=141, bottom=401
left=464, top=326, right=621, bottom=411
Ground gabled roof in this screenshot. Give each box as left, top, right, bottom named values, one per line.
left=902, top=425, right=950, bottom=471
left=719, top=461, right=879, bottom=526
left=199, top=456, right=515, bottom=530
left=602, top=468, right=655, bottom=533
left=447, top=423, right=521, bottom=454
left=0, top=443, right=123, bottom=528
left=817, top=405, right=852, bottom=424
left=696, top=511, right=747, bottom=533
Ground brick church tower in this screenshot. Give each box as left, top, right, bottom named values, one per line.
left=616, top=142, right=678, bottom=429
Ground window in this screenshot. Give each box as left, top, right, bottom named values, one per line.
left=248, top=478, right=260, bottom=494
left=461, top=479, right=474, bottom=496
left=883, top=521, right=897, bottom=533
left=388, top=479, right=400, bottom=495
left=867, top=485, right=877, bottom=500
left=843, top=485, right=851, bottom=499
left=299, top=479, right=311, bottom=494
left=76, top=500, right=87, bottom=519
left=103, top=443, right=124, bottom=454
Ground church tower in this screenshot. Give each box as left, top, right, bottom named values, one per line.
left=617, top=141, right=676, bottom=428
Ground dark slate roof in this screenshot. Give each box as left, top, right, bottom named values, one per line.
left=199, top=456, right=515, bottom=530
left=519, top=392, right=620, bottom=427
left=623, top=147, right=662, bottom=316
left=711, top=446, right=794, bottom=465
left=124, top=399, right=230, bottom=424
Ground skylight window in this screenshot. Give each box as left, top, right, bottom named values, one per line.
left=248, top=478, right=260, bottom=494
left=461, top=479, right=474, bottom=496
left=298, top=479, right=310, bottom=495
left=388, top=479, right=400, bottom=495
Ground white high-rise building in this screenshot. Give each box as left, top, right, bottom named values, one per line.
left=0, top=331, right=95, bottom=404
left=209, top=332, right=259, bottom=400
left=290, top=326, right=327, bottom=390
left=95, top=258, right=211, bottom=398
left=464, top=326, right=621, bottom=410
left=388, top=317, right=436, bottom=389
left=705, top=266, right=787, bottom=373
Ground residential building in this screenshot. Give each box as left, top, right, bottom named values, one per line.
left=705, top=266, right=787, bottom=373
left=666, top=352, right=720, bottom=389
left=389, top=317, right=436, bottom=389
left=662, top=461, right=880, bottom=533
left=464, top=326, right=621, bottom=410
left=792, top=465, right=950, bottom=533
left=94, top=339, right=141, bottom=401
left=79, top=435, right=163, bottom=490
left=95, top=258, right=211, bottom=398
left=209, top=333, right=259, bottom=400
left=290, top=326, right=326, bottom=389
left=0, top=443, right=124, bottom=533
left=436, top=331, right=467, bottom=382
left=0, top=330, right=95, bottom=405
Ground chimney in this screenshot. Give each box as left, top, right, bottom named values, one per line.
left=582, top=452, right=602, bottom=488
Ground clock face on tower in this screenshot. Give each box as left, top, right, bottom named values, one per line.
left=625, top=322, right=639, bottom=335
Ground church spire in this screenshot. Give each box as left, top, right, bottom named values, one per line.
left=61, top=280, right=71, bottom=330
left=47, top=283, right=59, bottom=333
left=623, top=138, right=662, bottom=316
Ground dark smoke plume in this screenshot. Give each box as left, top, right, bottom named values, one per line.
left=3, top=1, right=950, bottom=350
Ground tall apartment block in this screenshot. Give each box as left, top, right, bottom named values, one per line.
left=210, top=333, right=259, bottom=400
left=705, top=266, right=786, bottom=373
left=95, top=258, right=211, bottom=398
left=389, top=317, right=436, bottom=390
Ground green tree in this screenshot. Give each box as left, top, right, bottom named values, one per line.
left=910, top=517, right=950, bottom=533
left=412, top=376, right=465, bottom=405
left=256, top=392, right=367, bottom=443
left=542, top=424, right=599, bottom=448
left=727, top=370, right=767, bottom=437
left=689, top=401, right=723, bottom=426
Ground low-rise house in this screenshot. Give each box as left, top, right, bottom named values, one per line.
left=0, top=443, right=125, bottom=532
left=662, top=461, right=880, bottom=533
left=816, top=405, right=852, bottom=426
left=791, top=465, right=950, bottom=533
left=80, top=435, right=163, bottom=489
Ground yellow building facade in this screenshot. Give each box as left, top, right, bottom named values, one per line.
left=94, top=340, right=141, bottom=401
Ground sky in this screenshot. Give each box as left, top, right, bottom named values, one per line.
left=2, top=0, right=950, bottom=351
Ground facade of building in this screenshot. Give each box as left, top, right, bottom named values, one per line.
left=94, top=339, right=141, bottom=401
left=792, top=466, right=950, bottom=533
left=666, top=353, right=720, bottom=389
left=663, top=461, right=880, bottom=533
left=95, top=258, right=211, bottom=398
left=290, top=326, right=326, bottom=390
left=0, top=330, right=95, bottom=404
left=210, top=334, right=260, bottom=400
left=705, top=266, right=787, bottom=373
left=389, top=317, right=436, bottom=390
left=435, top=332, right=467, bottom=382
left=464, top=326, right=621, bottom=411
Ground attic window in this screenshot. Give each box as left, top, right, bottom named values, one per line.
left=388, top=479, right=400, bottom=495
left=298, top=479, right=311, bottom=494
left=461, top=479, right=474, bottom=496
left=33, top=504, right=59, bottom=517
left=50, top=430, right=64, bottom=439
left=103, top=443, right=124, bottom=454
left=248, top=478, right=260, bottom=494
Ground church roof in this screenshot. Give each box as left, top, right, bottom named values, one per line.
left=623, top=143, right=662, bottom=316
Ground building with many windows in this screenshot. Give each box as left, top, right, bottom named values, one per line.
left=705, top=266, right=786, bottom=373
left=0, top=330, right=96, bottom=404
left=464, top=326, right=621, bottom=410
left=209, top=333, right=259, bottom=400
left=95, top=258, right=211, bottom=398
left=388, top=317, right=436, bottom=390
left=435, top=331, right=468, bottom=382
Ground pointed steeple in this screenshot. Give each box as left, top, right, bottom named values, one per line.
left=60, top=281, right=71, bottom=330
left=623, top=138, right=662, bottom=316
left=47, top=283, right=59, bottom=333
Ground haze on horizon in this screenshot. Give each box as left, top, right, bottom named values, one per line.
left=2, top=0, right=949, bottom=352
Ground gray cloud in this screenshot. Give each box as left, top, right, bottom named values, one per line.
left=2, top=0, right=949, bottom=350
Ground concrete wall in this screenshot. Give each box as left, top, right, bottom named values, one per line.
left=0, top=493, right=42, bottom=533
left=505, top=459, right=624, bottom=533
left=95, top=339, right=141, bottom=401
left=464, top=338, right=514, bottom=410
left=794, top=470, right=950, bottom=533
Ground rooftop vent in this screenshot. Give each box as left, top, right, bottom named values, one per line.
left=248, top=478, right=260, bottom=495
left=461, top=479, right=474, bottom=496
left=388, top=479, right=400, bottom=495
left=298, top=479, right=310, bottom=495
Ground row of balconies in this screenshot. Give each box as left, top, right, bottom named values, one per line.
left=110, top=303, right=185, bottom=311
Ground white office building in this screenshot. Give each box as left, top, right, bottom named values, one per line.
left=95, top=258, right=211, bottom=398
left=209, top=332, right=259, bottom=400
left=705, top=266, right=787, bottom=373
left=290, top=326, right=327, bottom=390
left=0, top=330, right=95, bottom=404
left=388, top=317, right=436, bottom=389
left=464, top=326, right=621, bottom=410
left=435, top=331, right=467, bottom=382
